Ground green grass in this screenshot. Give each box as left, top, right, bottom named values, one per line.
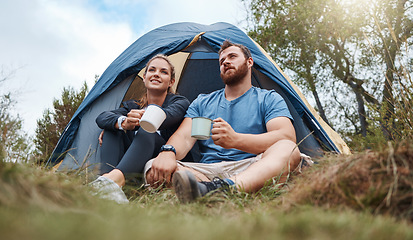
left=1, top=197, right=412, bottom=240
left=1, top=144, right=413, bottom=240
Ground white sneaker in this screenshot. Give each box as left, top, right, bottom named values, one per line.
left=89, top=176, right=129, bottom=204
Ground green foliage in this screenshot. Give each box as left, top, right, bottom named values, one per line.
left=244, top=0, right=413, bottom=145
left=344, top=122, right=387, bottom=151
left=33, top=82, right=88, bottom=165
left=381, top=40, right=413, bottom=140
left=245, top=0, right=373, bottom=130
left=0, top=94, right=30, bottom=162
left=0, top=68, right=31, bottom=163
left=347, top=35, right=413, bottom=149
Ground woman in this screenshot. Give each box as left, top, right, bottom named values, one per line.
left=91, top=54, right=190, bottom=203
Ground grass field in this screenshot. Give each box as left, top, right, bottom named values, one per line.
left=2, top=200, right=412, bottom=240
left=1, top=142, right=412, bottom=240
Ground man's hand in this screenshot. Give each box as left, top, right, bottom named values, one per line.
left=211, top=117, right=240, bottom=149
left=121, top=109, right=145, bottom=130
left=146, top=151, right=177, bottom=187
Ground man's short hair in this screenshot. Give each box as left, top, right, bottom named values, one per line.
left=218, top=40, right=252, bottom=60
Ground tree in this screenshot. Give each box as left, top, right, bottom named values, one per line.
left=33, top=82, right=88, bottom=165
left=244, top=0, right=413, bottom=143
left=363, top=0, right=413, bottom=140
left=0, top=67, right=31, bottom=162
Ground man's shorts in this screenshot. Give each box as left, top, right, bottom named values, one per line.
left=144, top=154, right=263, bottom=183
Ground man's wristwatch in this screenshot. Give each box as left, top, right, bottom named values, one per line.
left=159, top=145, right=176, bottom=155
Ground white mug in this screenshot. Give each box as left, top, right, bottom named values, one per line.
left=139, top=104, right=166, bottom=133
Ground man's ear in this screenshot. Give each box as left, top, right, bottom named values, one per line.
left=247, top=57, right=254, bottom=68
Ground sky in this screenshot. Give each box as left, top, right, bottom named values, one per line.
left=0, top=0, right=247, bottom=136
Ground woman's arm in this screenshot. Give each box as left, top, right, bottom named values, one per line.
left=95, top=101, right=134, bottom=131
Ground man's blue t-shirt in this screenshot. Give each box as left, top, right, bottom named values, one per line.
left=185, top=87, right=293, bottom=163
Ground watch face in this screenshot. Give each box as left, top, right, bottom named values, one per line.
left=163, top=146, right=172, bottom=150
left=161, top=145, right=176, bottom=154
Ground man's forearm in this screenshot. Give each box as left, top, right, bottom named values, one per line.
left=238, top=117, right=296, bottom=154
left=165, top=118, right=196, bottom=160
left=233, top=130, right=294, bottom=154
left=215, top=117, right=296, bottom=155
left=166, top=131, right=195, bottom=160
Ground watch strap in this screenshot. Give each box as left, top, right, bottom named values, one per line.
left=117, top=116, right=127, bottom=130
left=160, top=145, right=176, bottom=155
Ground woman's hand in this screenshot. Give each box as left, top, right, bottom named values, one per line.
left=121, top=109, right=145, bottom=130
left=98, top=130, right=104, bottom=146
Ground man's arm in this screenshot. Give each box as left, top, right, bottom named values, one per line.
left=211, top=117, right=296, bottom=155
left=159, top=95, right=190, bottom=130
left=146, top=117, right=197, bottom=185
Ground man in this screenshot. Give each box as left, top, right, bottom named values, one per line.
left=145, top=40, right=301, bottom=203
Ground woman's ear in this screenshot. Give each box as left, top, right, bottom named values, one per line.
left=169, top=78, right=175, bottom=87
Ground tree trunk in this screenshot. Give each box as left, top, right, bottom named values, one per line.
left=379, top=0, right=404, bottom=140
left=305, top=63, right=333, bottom=128
left=348, top=81, right=368, bottom=137
left=381, top=59, right=396, bottom=140
left=312, top=88, right=332, bottom=128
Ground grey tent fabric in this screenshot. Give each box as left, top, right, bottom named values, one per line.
left=58, top=76, right=134, bottom=171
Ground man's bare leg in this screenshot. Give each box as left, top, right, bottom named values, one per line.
left=229, top=139, right=300, bottom=192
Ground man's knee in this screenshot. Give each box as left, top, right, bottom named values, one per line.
left=264, top=139, right=301, bottom=168
left=176, top=165, right=209, bottom=181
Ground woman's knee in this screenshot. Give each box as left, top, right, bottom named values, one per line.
left=101, top=130, right=124, bottom=146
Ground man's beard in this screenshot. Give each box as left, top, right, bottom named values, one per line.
left=220, top=60, right=249, bottom=86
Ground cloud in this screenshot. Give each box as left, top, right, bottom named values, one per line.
left=0, top=0, right=247, bottom=136
left=0, top=0, right=135, bottom=134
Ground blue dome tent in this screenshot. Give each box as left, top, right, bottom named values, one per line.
left=49, top=22, right=350, bottom=171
